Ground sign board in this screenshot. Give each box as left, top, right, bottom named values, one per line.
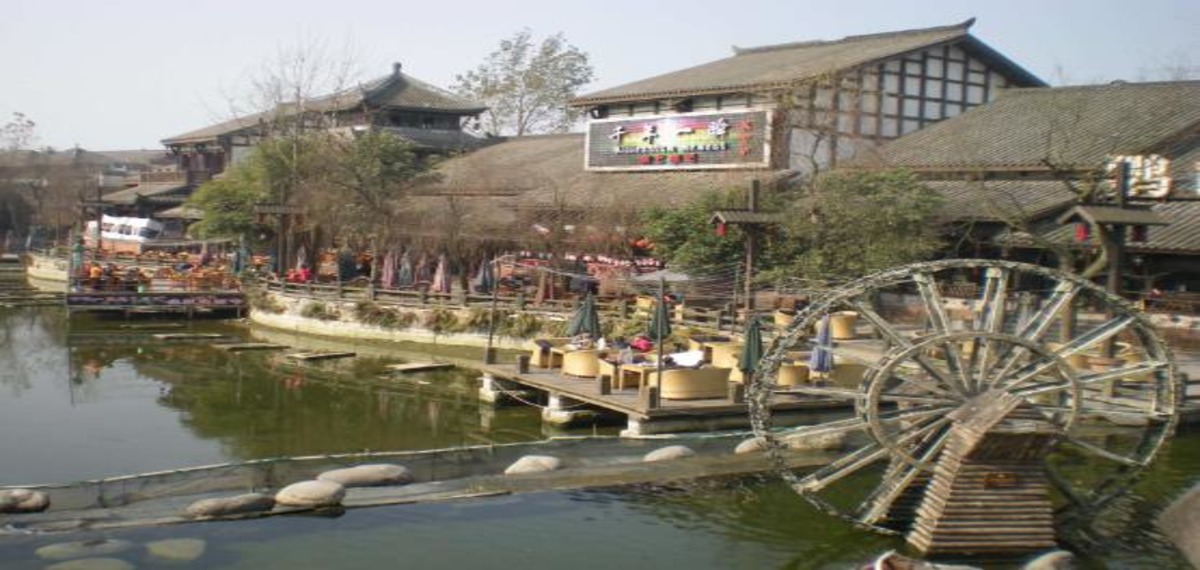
left=585, top=109, right=771, bottom=171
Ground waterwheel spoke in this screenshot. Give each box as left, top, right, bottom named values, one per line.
left=858, top=426, right=951, bottom=525
left=797, top=442, right=888, bottom=493
left=914, top=273, right=973, bottom=393
left=1061, top=435, right=1145, bottom=467
left=1002, top=316, right=1137, bottom=392
left=801, top=414, right=949, bottom=494
left=1074, top=361, right=1168, bottom=386
left=987, top=281, right=1083, bottom=385
left=970, top=267, right=1011, bottom=391
left=851, top=301, right=962, bottom=399
left=779, top=385, right=954, bottom=406
left=780, top=405, right=951, bottom=442
left=1045, top=464, right=1090, bottom=508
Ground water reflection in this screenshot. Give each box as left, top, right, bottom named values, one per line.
left=0, top=308, right=546, bottom=484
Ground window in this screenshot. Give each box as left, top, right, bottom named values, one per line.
left=923, top=100, right=942, bottom=120
left=947, top=61, right=965, bottom=79
left=946, top=82, right=964, bottom=101
left=927, top=79, right=944, bottom=98
left=926, top=57, right=944, bottom=78
left=901, top=119, right=921, bottom=134
left=902, top=98, right=921, bottom=117
left=967, top=85, right=986, bottom=104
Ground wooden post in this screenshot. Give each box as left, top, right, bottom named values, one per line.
left=517, top=354, right=530, bottom=374
left=596, top=373, right=612, bottom=395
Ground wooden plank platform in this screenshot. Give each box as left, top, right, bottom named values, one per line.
left=152, top=333, right=227, bottom=340
left=288, top=351, right=356, bottom=361
left=386, top=362, right=456, bottom=373
left=478, top=362, right=850, bottom=421
left=215, top=343, right=289, bottom=352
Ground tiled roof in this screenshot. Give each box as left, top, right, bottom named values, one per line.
left=1006, top=200, right=1200, bottom=255
left=161, top=113, right=267, bottom=146
left=876, top=81, right=1200, bottom=170
left=102, top=182, right=190, bottom=206
left=162, top=66, right=484, bottom=145
left=380, top=126, right=489, bottom=152
left=361, top=71, right=486, bottom=113
left=418, top=133, right=792, bottom=210
left=925, top=179, right=1078, bottom=222
left=572, top=19, right=1042, bottom=105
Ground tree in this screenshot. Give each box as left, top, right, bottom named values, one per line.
left=0, top=112, right=37, bottom=151
left=641, top=190, right=752, bottom=273
left=188, top=130, right=433, bottom=251
left=454, top=30, right=594, bottom=136
left=771, top=169, right=944, bottom=282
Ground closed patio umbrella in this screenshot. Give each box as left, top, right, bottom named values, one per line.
left=431, top=254, right=451, bottom=293
left=414, top=254, right=431, bottom=287
left=809, top=314, right=835, bottom=379
left=647, top=293, right=673, bottom=344
left=473, top=257, right=495, bottom=294
left=566, top=294, right=602, bottom=340
left=380, top=251, right=396, bottom=289
left=738, top=315, right=764, bottom=381
left=395, top=251, right=413, bottom=289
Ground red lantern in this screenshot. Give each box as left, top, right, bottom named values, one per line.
left=1074, top=223, right=1090, bottom=243
left=715, top=222, right=727, bottom=237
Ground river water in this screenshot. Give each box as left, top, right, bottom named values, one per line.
left=0, top=302, right=1196, bottom=569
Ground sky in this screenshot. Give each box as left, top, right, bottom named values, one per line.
left=2, top=0, right=1197, bottom=151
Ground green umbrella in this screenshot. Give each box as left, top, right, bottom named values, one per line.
left=738, top=315, right=764, bottom=376
left=647, top=294, right=673, bottom=343
left=566, top=294, right=601, bottom=339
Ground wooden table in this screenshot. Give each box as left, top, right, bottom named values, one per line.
left=617, top=362, right=661, bottom=391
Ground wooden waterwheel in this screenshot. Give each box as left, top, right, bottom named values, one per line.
left=748, top=259, right=1182, bottom=556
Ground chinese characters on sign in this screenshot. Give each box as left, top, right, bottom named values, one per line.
left=586, top=110, right=770, bottom=171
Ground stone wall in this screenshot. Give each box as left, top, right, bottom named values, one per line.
left=248, top=292, right=529, bottom=350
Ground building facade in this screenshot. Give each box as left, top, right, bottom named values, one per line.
left=570, top=19, right=1044, bottom=175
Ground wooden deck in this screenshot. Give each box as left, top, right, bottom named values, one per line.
left=477, top=361, right=851, bottom=423
left=65, top=290, right=246, bottom=317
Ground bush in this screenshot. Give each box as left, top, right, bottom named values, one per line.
left=423, top=307, right=462, bottom=335
left=301, top=300, right=340, bottom=321
left=246, top=287, right=286, bottom=314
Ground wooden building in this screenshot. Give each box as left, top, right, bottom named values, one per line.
left=569, top=18, right=1044, bottom=175
left=865, top=80, right=1200, bottom=291
left=103, top=64, right=491, bottom=225
left=409, top=19, right=1045, bottom=249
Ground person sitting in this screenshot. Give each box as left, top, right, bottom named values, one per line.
left=565, top=333, right=593, bottom=350
left=630, top=335, right=653, bottom=353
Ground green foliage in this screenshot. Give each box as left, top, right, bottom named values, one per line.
left=300, top=300, right=340, bottom=321
left=454, top=29, right=594, bottom=136
left=352, top=300, right=417, bottom=329
left=769, top=169, right=944, bottom=281
left=423, top=307, right=462, bottom=336
left=498, top=312, right=546, bottom=339
left=187, top=130, right=431, bottom=245
left=245, top=287, right=286, bottom=314
left=640, top=190, right=748, bottom=273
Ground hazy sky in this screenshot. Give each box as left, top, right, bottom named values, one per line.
left=3, top=0, right=1197, bottom=151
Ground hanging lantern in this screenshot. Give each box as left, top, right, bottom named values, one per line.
left=715, top=222, right=727, bottom=237
left=1074, top=223, right=1091, bottom=243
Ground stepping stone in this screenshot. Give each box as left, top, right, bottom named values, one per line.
left=386, top=362, right=454, bottom=373
left=287, top=351, right=356, bottom=361
left=215, top=343, right=288, bottom=352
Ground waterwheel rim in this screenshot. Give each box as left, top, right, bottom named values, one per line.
left=747, top=259, right=1182, bottom=536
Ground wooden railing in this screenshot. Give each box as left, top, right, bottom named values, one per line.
left=1140, top=292, right=1200, bottom=316
left=258, top=277, right=746, bottom=333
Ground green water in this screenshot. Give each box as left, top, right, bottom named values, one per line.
left=0, top=305, right=1196, bottom=568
